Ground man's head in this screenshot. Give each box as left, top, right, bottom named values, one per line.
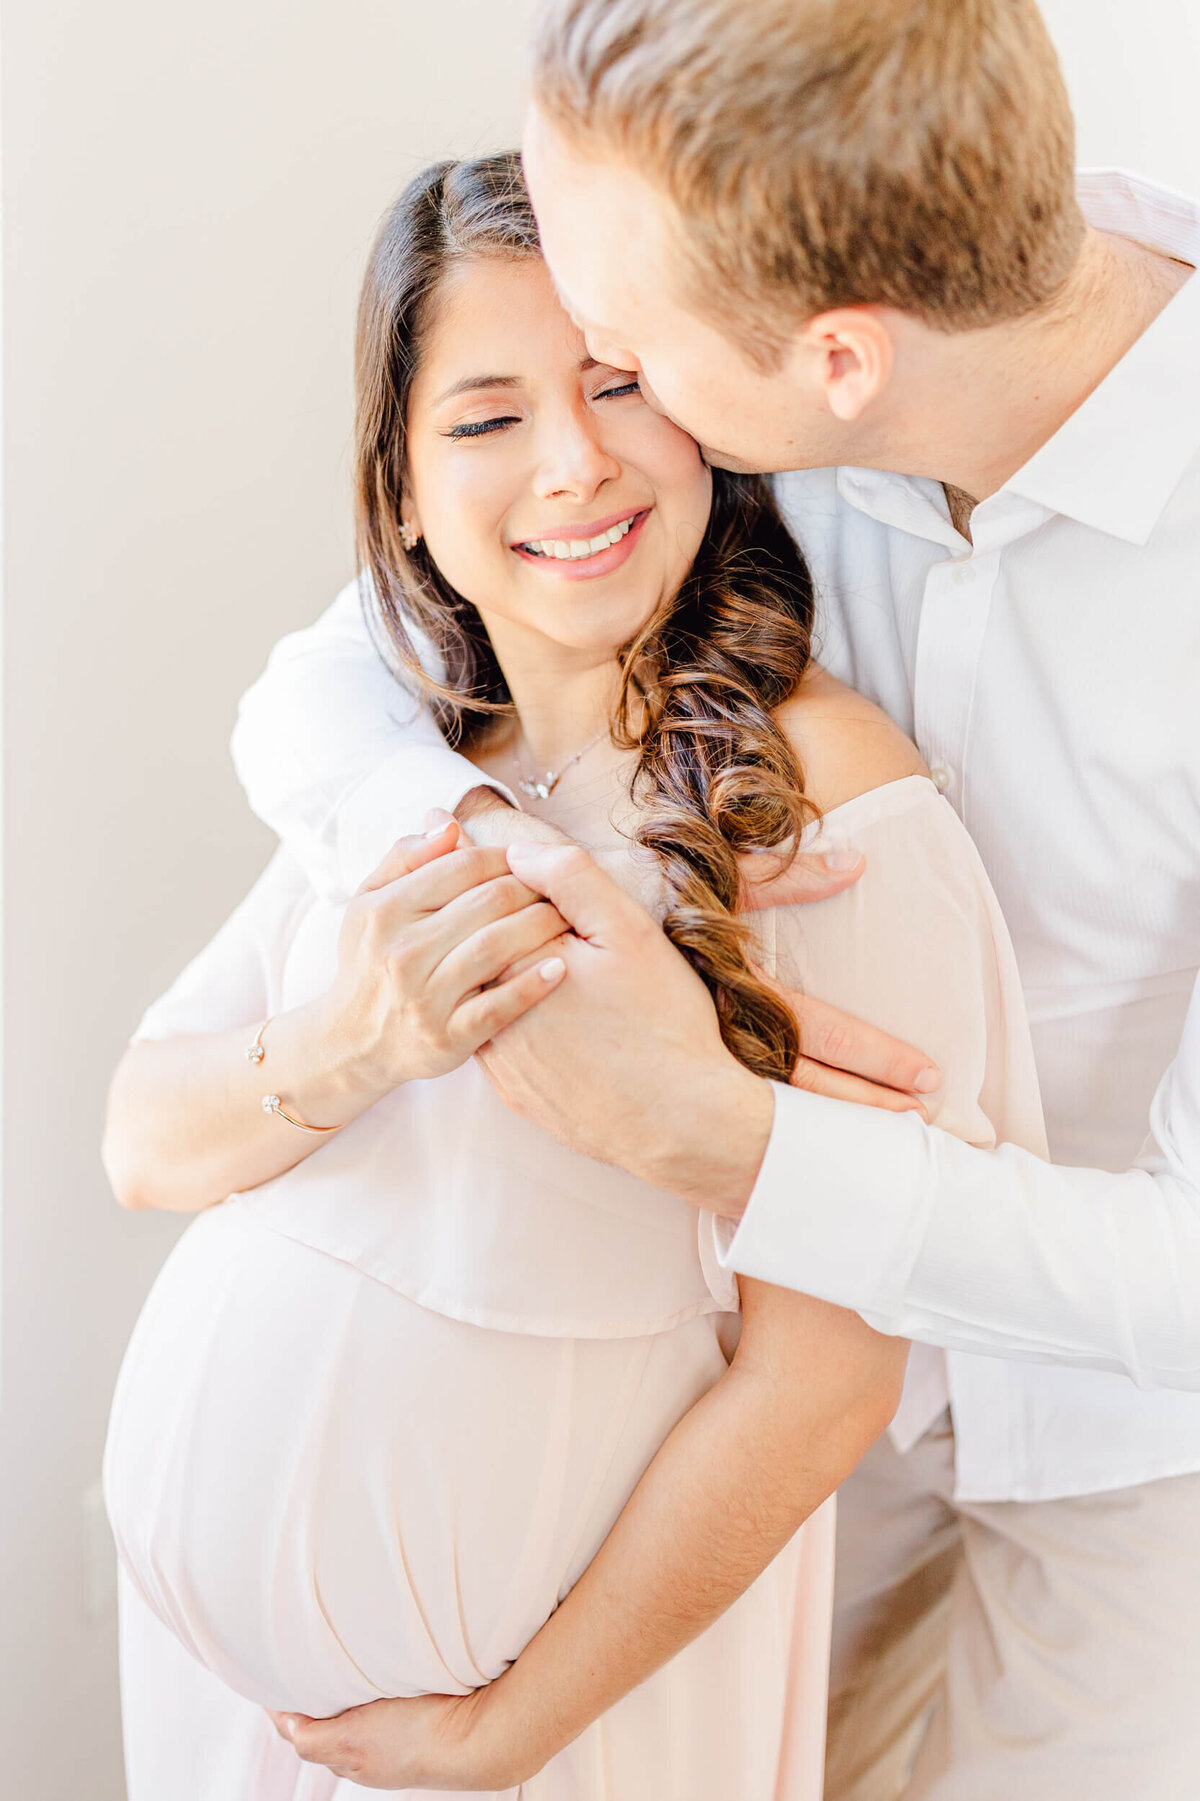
left=524, top=0, right=1085, bottom=472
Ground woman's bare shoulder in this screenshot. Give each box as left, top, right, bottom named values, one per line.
left=776, top=666, right=927, bottom=815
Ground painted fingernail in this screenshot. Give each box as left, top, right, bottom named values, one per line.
left=823, top=847, right=863, bottom=871
left=282, top=1716, right=297, bottom=1739
left=913, top=1067, right=942, bottom=1093
left=539, top=957, right=565, bottom=981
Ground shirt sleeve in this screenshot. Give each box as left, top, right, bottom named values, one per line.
left=133, top=848, right=309, bottom=1042
left=725, top=798, right=1200, bottom=1390
left=229, top=579, right=517, bottom=904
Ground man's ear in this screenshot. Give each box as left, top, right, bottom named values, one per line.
left=795, top=307, right=895, bottom=422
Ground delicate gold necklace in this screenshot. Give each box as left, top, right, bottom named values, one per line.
left=511, top=727, right=608, bottom=801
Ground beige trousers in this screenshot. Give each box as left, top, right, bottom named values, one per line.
left=825, top=1412, right=1200, bottom=1801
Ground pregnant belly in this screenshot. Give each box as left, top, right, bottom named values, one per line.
left=104, top=1204, right=726, bottom=1717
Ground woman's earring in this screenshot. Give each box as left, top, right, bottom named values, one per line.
left=399, top=521, right=421, bottom=552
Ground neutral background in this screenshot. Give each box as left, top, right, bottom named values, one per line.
left=2, top=3, right=1198, bottom=1796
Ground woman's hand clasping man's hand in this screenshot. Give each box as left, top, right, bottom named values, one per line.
left=324, top=816, right=571, bottom=1098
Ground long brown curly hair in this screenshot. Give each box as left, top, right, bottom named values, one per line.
left=354, top=152, right=817, bottom=1081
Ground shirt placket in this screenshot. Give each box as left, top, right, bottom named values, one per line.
left=912, top=548, right=999, bottom=816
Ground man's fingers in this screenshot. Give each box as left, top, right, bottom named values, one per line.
left=455, top=949, right=568, bottom=1049
left=739, top=847, right=865, bottom=911
left=505, top=842, right=649, bottom=945
left=795, top=992, right=940, bottom=1095
left=433, top=899, right=569, bottom=995
left=356, top=820, right=461, bottom=895
left=790, top=1055, right=930, bottom=1118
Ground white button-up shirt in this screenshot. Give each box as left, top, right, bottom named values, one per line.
left=230, top=170, right=1200, bottom=1500
left=729, top=169, right=1200, bottom=1497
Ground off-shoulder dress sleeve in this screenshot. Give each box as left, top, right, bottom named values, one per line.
left=716, top=775, right=1048, bottom=1292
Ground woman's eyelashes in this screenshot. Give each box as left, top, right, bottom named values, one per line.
left=446, top=416, right=520, bottom=439
left=443, top=381, right=643, bottom=441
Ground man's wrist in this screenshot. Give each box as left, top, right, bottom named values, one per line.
left=454, top=784, right=514, bottom=826
left=459, top=795, right=572, bottom=852
left=644, top=1060, right=775, bottom=1219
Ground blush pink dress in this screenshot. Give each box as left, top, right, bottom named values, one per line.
left=104, top=772, right=1045, bottom=1801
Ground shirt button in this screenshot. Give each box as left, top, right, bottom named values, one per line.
left=953, top=563, right=976, bottom=586
left=931, top=764, right=955, bottom=794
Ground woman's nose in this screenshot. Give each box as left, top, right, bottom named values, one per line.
left=532, top=410, right=621, bottom=504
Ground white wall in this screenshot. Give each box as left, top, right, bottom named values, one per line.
left=0, top=4, right=1195, bottom=1799
left=1043, top=0, right=1200, bottom=192
left=0, top=4, right=533, bottom=1796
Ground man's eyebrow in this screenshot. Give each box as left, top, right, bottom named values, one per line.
left=432, top=373, right=523, bottom=406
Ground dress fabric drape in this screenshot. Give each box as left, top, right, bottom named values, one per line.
left=106, top=771, right=1043, bottom=1799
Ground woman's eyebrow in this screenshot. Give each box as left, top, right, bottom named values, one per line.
left=433, top=373, right=522, bottom=406
left=434, top=358, right=602, bottom=408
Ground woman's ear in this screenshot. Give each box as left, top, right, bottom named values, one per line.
left=399, top=486, right=424, bottom=553
left=796, top=307, right=895, bottom=422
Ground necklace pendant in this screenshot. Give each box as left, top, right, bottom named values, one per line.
left=513, top=729, right=607, bottom=802
left=517, top=775, right=558, bottom=801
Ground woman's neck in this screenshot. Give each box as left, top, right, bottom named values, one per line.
left=483, top=617, right=624, bottom=772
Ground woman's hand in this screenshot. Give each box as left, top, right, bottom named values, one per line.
left=267, top=1681, right=540, bottom=1793
left=325, top=818, right=570, bottom=1097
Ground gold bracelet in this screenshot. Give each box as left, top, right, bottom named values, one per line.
left=245, top=1018, right=339, bottom=1136
left=260, top=1093, right=339, bottom=1135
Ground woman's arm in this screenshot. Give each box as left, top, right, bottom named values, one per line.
left=472, top=1279, right=905, bottom=1779
left=274, top=1280, right=904, bottom=1789
left=103, top=823, right=568, bottom=1211
left=103, top=1003, right=375, bottom=1213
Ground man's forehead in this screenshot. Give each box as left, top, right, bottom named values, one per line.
left=523, top=108, right=673, bottom=320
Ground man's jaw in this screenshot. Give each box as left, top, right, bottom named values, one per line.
left=700, top=444, right=770, bottom=475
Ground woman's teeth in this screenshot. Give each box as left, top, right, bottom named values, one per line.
left=521, top=515, right=637, bottom=560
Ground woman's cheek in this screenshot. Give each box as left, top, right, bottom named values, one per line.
left=419, top=463, right=512, bottom=596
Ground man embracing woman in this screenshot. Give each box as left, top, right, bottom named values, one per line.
left=104, top=3, right=1200, bottom=1797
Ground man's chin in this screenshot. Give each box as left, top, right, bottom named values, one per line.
left=700, top=443, right=769, bottom=475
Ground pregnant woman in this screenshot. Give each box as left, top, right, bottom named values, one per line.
left=102, top=154, right=1045, bottom=1799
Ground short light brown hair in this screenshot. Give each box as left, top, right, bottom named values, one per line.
left=532, top=0, right=1086, bottom=361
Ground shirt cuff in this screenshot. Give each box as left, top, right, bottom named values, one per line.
left=334, top=745, right=518, bottom=898
left=719, top=1081, right=934, bottom=1314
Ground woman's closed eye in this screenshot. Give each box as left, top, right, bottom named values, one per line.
left=444, top=381, right=639, bottom=441
left=445, top=415, right=522, bottom=440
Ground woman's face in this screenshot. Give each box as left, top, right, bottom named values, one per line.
left=404, top=255, right=713, bottom=665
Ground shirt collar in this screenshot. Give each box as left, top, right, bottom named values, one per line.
left=1005, top=171, right=1200, bottom=544
left=839, top=170, right=1200, bottom=549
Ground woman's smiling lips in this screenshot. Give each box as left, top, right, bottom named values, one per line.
left=511, top=507, right=651, bottom=580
